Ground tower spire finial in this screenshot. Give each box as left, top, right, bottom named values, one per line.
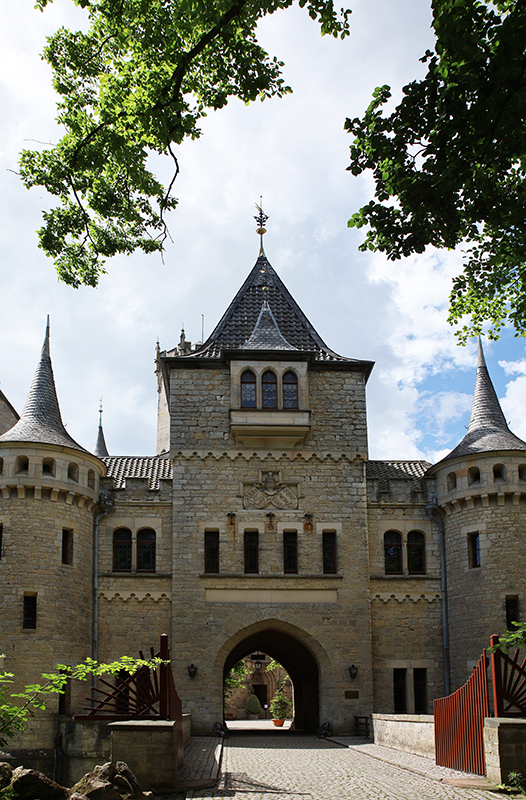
left=254, top=198, right=269, bottom=257
left=98, top=397, right=103, bottom=427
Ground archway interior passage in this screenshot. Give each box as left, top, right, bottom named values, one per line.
left=223, top=629, right=319, bottom=733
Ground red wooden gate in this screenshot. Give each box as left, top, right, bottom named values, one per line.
left=434, top=650, right=489, bottom=775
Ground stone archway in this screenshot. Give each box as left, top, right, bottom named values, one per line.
left=223, top=628, right=320, bottom=733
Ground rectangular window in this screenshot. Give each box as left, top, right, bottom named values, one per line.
left=204, top=530, right=220, bottom=574
left=506, top=595, right=520, bottom=629
left=413, top=668, right=427, bottom=714
left=244, top=530, right=259, bottom=574
left=468, top=533, right=481, bottom=568
left=0, top=524, right=3, bottom=560
left=322, top=530, right=337, bottom=574
left=62, top=529, right=73, bottom=565
left=393, top=668, right=407, bottom=713
left=23, top=593, right=37, bottom=629
left=283, top=531, right=298, bottom=574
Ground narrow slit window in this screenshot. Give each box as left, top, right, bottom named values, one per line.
left=204, top=530, right=219, bottom=574
left=137, top=528, right=156, bottom=572
left=413, top=668, right=427, bottom=714
left=283, top=371, right=298, bottom=409
left=0, top=524, right=3, bottom=560
left=393, top=668, right=407, bottom=713
left=241, top=370, right=256, bottom=408
left=506, top=596, right=520, bottom=629
left=244, top=530, right=259, bottom=574
left=468, top=532, right=481, bottom=569
left=23, top=593, right=37, bottom=629
left=407, top=531, right=426, bottom=575
left=62, top=529, right=73, bottom=565
left=384, top=531, right=402, bottom=574
left=113, top=528, right=132, bottom=572
left=322, top=530, right=337, bottom=574
left=262, top=370, right=277, bottom=408
left=283, top=531, right=298, bottom=574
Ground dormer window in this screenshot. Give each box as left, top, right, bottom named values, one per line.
left=241, top=370, right=256, bottom=408
left=283, top=370, right=298, bottom=409
left=262, top=370, right=277, bottom=408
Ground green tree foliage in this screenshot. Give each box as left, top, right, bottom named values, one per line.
left=346, top=0, right=526, bottom=342
left=224, top=659, right=251, bottom=707
left=245, top=692, right=263, bottom=715
left=0, top=655, right=164, bottom=746
left=22, top=0, right=350, bottom=287
left=489, top=621, right=526, bottom=654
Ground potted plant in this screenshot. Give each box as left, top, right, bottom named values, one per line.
left=269, top=690, right=293, bottom=726
left=245, top=692, right=263, bottom=720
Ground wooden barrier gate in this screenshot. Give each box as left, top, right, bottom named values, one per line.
left=434, top=651, right=489, bottom=775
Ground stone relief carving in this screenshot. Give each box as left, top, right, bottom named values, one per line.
left=243, top=471, right=298, bottom=510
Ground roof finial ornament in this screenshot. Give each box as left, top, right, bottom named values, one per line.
left=254, top=198, right=269, bottom=257
left=98, top=397, right=103, bottom=427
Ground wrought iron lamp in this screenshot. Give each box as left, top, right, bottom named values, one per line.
left=348, top=664, right=358, bottom=680
left=187, top=664, right=198, bottom=679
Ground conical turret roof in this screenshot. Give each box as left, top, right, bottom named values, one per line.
left=93, top=403, right=110, bottom=457
left=167, top=254, right=373, bottom=375
left=0, top=319, right=87, bottom=452
left=441, top=338, right=526, bottom=463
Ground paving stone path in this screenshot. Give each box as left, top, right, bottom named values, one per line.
left=186, top=735, right=500, bottom=800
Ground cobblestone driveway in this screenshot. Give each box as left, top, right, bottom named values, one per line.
left=187, top=736, right=499, bottom=800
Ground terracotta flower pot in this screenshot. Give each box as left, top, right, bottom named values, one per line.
left=272, top=719, right=285, bottom=727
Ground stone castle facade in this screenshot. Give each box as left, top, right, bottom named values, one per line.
left=1, top=242, right=525, bottom=764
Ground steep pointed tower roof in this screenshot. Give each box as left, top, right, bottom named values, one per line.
left=441, top=338, right=526, bottom=462
left=93, top=401, right=110, bottom=457
left=164, top=254, right=373, bottom=375
left=0, top=318, right=87, bottom=452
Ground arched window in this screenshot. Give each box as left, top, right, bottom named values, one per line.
left=262, top=370, right=277, bottom=408
left=241, top=370, right=256, bottom=408
left=468, top=466, right=480, bottom=486
left=384, top=531, right=402, bottom=574
left=137, top=528, right=156, bottom=573
left=283, top=370, right=299, bottom=409
left=87, top=469, right=95, bottom=489
left=113, top=528, right=132, bottom=572
left=447, top=472, right=457, bottom=491
left=407, top=531, right=426, bottom=574
left=15, top=456, right=28, bottom=474
left=493, top=463, right=506, bottom=482
left=42, top=458, right=55, bottom=477
left=68, top=462, right=79, bottom=483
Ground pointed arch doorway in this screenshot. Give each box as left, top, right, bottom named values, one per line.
left=223, top=628, right=320, bottom=733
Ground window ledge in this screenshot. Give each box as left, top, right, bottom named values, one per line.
left=101, top=571, right=172, bottom=578
left=370, top=574, right=437, bottom=580
left=199, top=572, right=343, bottom=579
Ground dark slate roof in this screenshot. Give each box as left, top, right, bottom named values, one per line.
left=0, top=320, right=88, bottom=453
left=367, top=460, right=431, bottom=491
left=102, top=456, right=172, bottom=489
left=244, top=301, right=296, bottom=350
left=440, top=339, right=526, bottom=463
left=93, top=423, right=110, bottom=458
left=169, top=255, right=372, bottom=372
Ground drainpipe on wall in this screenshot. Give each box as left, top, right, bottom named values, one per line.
left=92, top=490, right=114, bottom=692
left=426, top=494, right=451, bottom=696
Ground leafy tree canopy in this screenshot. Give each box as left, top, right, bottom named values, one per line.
left=22, top=0, right=350, bottom=287
left=346, top=0, right=526, bottom=342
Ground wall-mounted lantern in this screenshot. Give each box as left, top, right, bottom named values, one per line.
left=348, top=664, right=358, bottom=680
left=187, top=664, right=198, bottom=679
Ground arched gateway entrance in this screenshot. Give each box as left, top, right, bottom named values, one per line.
left=223, top=628, right=320, bottom=733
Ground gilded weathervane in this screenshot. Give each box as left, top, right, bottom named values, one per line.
left=254, top=198, right=269, bottom=257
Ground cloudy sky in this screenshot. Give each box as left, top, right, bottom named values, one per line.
left=1, top=0, right=525, bottom=462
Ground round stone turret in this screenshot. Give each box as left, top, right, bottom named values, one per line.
left=0, top=320, right=105, bottom=763
left=428, top=339, right=526, bottom=691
